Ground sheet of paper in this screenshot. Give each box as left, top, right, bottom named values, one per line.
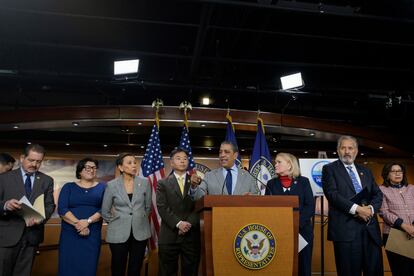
left=385, top=228, right=414, bottom=260
left=299, top=234, right=308, bottom=253
left=18, top=195, right=45, bottom=223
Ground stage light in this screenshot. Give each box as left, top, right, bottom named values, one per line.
left=280, top=72, right=304, bottom=90
left=114, top=59, right=139, bottom=75
left=202, top=97, right=210, bottom=106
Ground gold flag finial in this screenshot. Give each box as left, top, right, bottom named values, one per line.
left=152, top=99, right=164, bottom=129
left=179, top=101, right=192, bottom=129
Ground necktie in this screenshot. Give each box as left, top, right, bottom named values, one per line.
left=225, top=169, right=232, bottom=195
left=25, top=173, right=33, bottom=197
left=346, top=166, right=362, bottom=193
left=178, top=176, right=184, bottom=195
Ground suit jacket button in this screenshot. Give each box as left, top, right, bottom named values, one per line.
left=129, top=213, right=133, bottom=215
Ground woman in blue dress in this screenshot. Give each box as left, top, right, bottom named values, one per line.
left=58, top=158, right=106, bottom=276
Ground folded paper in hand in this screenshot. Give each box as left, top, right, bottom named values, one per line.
left=385, top=228, right=414, bottom=260
left=350, top=187, right=369, bottom=205
left=18, top=195, right=45, bottom=224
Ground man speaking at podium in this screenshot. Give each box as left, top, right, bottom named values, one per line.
left=0, top=144, right=55, bottom=276
left=190, top=141, right=258, bottom=200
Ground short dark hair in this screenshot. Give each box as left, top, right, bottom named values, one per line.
left=115, top=153, right=135, bottom=167
left=0, top=153, right=15, bottom=165
left=170, top=148, right=188, bottom=159
left=76, top=158, right=99, bottom=179
left=220, top=140, right=238, bottom=153
left=381, top=162, right=408, bottom=187
left=23, top=144, right=45, bottom=157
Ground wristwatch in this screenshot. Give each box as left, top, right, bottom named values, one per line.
left=87, top=218, right=92, bottom=224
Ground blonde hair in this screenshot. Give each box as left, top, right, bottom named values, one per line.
left=276, top=152, right=301, bottom=178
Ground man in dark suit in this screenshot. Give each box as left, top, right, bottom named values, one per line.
left=156, top=148, right=200, bottom=276
left=0, top=144, right=55, bottom=276
left=322, top=135, right=383, bottom=276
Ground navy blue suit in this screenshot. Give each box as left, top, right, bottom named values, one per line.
left=322, top=160, right=383, bottom=276
left=266, top=176, right=315, bottom=276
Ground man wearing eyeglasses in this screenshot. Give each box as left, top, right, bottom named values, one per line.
left=322, top=135, right=383, bottom=276
left=0, top=144, right=55, bottom=276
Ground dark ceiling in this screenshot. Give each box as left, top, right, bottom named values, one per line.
left=0, top=0, right=413, bottom=158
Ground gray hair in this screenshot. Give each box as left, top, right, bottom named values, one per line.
left=337, top=135, right=358, bottom=150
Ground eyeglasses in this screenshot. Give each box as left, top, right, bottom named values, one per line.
left=84, top=165, right=97, bottom=171
left=390, top=170, right=403, bottom=174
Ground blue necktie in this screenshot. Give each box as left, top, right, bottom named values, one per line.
left=25, top=173, right=33, bottom=197
left=225, top=169, right=232, bottom=195
left=346, top=166, right=361, bottom=193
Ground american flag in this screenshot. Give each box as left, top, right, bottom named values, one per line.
left=141, top=124, right=165, bottom=249
left=178, top=125, right=196, bottom=172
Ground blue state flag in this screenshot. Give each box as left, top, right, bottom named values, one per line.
left=225, top=113, right=242, bottom=168
left=178, top=125, right=196, bottom=172
left=249, top=118, right=275, bottom=195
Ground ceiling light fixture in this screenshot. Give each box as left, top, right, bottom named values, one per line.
left=280, top=72, right=304, bottom=90
left=114, top=59, right=139, bottom=76
left=202, top=97, right=210, bottom=106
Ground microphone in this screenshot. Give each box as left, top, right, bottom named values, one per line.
left=221, top=174, right=227, bottom=195
left=243, top=167, right=272, bottom=195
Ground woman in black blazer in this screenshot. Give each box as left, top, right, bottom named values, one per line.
left=265, top=152, right=315, bottom=276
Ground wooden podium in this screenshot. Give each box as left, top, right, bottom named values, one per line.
left=196, top=195, right=299, bottom=276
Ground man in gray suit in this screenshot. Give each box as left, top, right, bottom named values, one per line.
left=190, top=141, right=259, bottom=200
left=0, top=144, right=55, bottom=276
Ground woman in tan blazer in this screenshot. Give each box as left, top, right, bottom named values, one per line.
left=102, top=153, right=152, bottom=276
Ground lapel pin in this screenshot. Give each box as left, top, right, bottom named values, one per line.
left=36, top=176, right=40, bottom=180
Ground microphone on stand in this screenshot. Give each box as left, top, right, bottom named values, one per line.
left=221, top=177, right=227, bottom=195
left=243, top=167, right=273, bottom=195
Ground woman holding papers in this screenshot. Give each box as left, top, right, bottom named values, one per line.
left=58, top=158, right=106, bottom=276
left=265, top=152, right=315, bottom=276
left=101, top=153, right=152, bottom=276
left=379, top=162, right=414, bottom=275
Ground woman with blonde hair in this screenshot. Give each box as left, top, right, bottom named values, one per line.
left=265, top=152, right=315, bottom=276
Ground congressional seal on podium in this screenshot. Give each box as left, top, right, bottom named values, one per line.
left=233, top=223, right=276, bottom=270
